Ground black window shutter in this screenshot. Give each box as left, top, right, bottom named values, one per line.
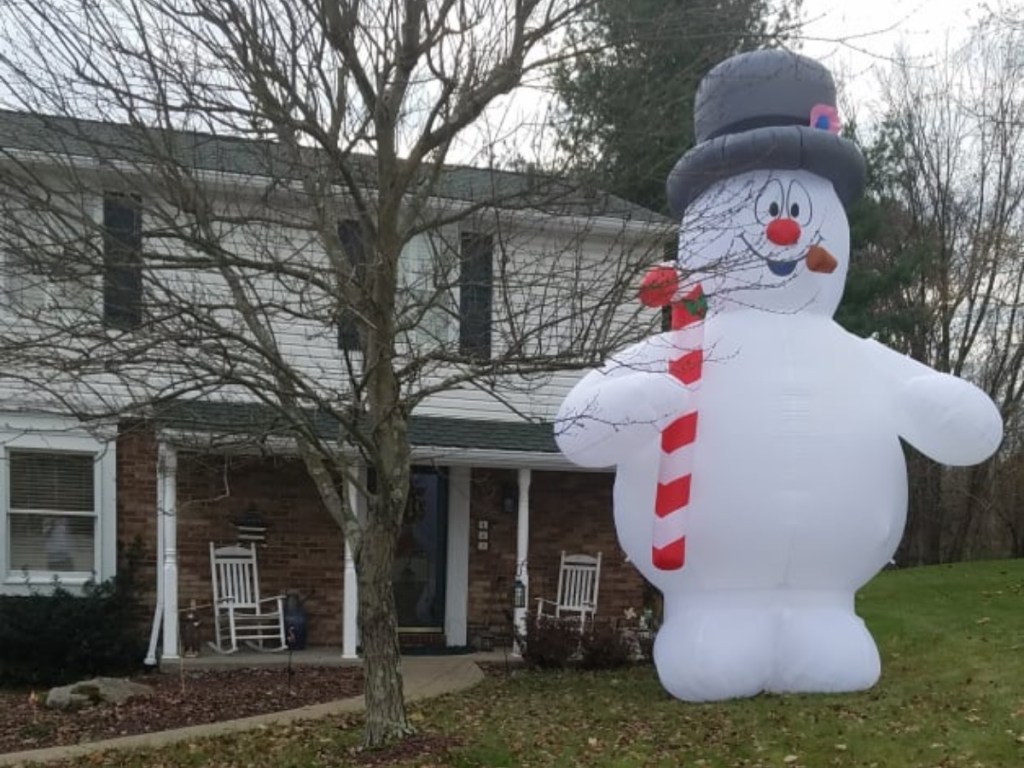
left=660, top=236, right=678, bottom=332
left=103, top=193, right=142, bottom=329
left=662, top=236, right=678, bottom=262
left=337, top=220, right=365, bottom=351
left=459, top=232, right=493, bottom=358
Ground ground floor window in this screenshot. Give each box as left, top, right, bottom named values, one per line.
left=0, top=417, right=116, bottom=591
left=7, top=451, right=97, bottom=575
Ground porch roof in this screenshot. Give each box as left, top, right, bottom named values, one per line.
left=153, top=400, right=558, bottom=454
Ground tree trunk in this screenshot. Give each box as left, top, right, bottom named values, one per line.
left=357, top=511, right=413, bottom=747
left=359, top=240, right=413, bottom=746
left=899, top=449, right=945, bottom=565
left=946, top=463, right=992, bottom=562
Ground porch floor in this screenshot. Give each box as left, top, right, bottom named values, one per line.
left=160, top=645, right=517, bottom=672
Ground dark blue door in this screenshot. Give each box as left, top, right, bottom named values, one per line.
left=393, top=468, right=448, bottom=630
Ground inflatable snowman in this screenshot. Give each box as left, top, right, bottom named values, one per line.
left=555, top=50, right=1004, bottom=701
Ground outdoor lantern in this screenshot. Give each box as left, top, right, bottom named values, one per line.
left=512, top=578, right=526, bottom=609
left=502, top=484, right=518, bottom=514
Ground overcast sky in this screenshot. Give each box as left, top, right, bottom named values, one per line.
left=799, top=0, right=981, bottom=116
left=447, top=0, right=991, bottom=166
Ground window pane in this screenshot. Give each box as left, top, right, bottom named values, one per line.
left=8, top=513, right=95, bottom=573
left=4, top=249, right=47, bottom=311
left=9, top=451, right=94, bottom=512
left=401, top=235, right=455, bottom=348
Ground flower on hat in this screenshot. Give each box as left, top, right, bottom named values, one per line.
left=810, top=104, right=841, bottom=134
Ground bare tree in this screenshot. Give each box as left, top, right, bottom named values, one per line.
left=862, top=14, right=1024, bottom=563
left=0, top=0, right=670, bottom=745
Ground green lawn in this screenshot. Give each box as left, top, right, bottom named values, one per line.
left=57, top=560, right=1024, bottom=767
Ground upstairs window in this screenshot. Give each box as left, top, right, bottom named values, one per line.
left=3, top=212, right=93, bottom=317
left=4, top=249, right=46, bottom=313
left=103, top=192, right=142, bottom=330
left=458, top=232, right=493, bottom=359
left=399, top=234, right=456, bottom=351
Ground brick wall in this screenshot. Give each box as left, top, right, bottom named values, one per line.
left=466, top=468, right=519, bottom=639
left=116, top=425, right=647, bottom=652
left=527, top=471, right=647, bottom=624
left=116, top=423, right=159, bottom=617
left=116, top=425, right=346, bottom=648
left=465, top=468, right=647, bottom=644
left=175, top=452, right=345, bottom=647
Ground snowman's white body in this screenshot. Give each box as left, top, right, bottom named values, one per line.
left=556, top=170, right=1003, bottom=700
left=616, top=315, right=906, bottom=591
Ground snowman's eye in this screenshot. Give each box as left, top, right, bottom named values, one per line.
left=786, top=180, right=813, bottom=226
left=755, top=179, right=785, bottom=224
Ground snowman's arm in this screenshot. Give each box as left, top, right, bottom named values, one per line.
left=859, top=338, right=1003, bottom=466
left=555, top=340, right=691, bottom=468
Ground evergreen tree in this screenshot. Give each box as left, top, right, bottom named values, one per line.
left=553, top=0, right=800, bottom=212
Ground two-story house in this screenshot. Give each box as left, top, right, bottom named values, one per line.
left=0, top=110, right=667, bottom=663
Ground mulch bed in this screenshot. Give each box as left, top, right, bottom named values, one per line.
left=0, top=666, right=364, bottom=754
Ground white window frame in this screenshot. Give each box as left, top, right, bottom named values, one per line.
left=0, top=414, right=117, bottom=595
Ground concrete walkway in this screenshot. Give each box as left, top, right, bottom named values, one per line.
left=0, top=656, right=488, bottom=767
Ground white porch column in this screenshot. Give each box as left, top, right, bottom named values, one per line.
left=444, top=466, right=470, bottom=647
left=159, top=442, right=180, bottom=662
left=513, top=468, right=532, bottom=651
left=144, top=446, right=167, bottom=666
left=341, top=478, right=359, bottom=659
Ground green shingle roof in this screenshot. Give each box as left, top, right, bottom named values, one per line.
left=155, top=400, right=557, bottom=453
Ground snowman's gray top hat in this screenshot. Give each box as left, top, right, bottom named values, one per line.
left=666, top=49, right=866, bottom=218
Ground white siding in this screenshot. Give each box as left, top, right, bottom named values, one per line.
left=0, top=165, right=662, bottom=429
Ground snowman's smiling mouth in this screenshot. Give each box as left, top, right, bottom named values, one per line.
left=739, top=234, right=827, bottom=277
left=766, top=259, right=799, bottom=277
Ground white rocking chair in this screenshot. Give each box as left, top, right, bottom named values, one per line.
left=209, top=542, right=287, bottom=653
left=536, top=551, right=602, bottom=632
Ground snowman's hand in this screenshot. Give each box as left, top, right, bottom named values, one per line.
left=555, top=369, right=690, bottom=468
left=896, top=375, right=1003, bottom=466
left=859, top=338, right=1003, bottom=465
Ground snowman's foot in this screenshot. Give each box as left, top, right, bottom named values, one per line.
left=653, top=604, right=773, bottom=702
left=769, top=605, right=880, bottom=694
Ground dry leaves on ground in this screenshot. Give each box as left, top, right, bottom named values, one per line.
left=0, top=665, right=363, bottom=754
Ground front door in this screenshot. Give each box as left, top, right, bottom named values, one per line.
left=393, top=468, right=448, bottom=632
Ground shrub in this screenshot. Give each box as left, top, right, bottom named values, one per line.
left=579, top=620, right=633, bottom=670
left=635, top=629, right=656, bottom=663
left=0, top=554, right=145, bottom=687
left=522, top=614, right=580, bottom=669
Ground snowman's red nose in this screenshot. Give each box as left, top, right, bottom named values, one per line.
left=766, top=218, right=801, bottom=246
